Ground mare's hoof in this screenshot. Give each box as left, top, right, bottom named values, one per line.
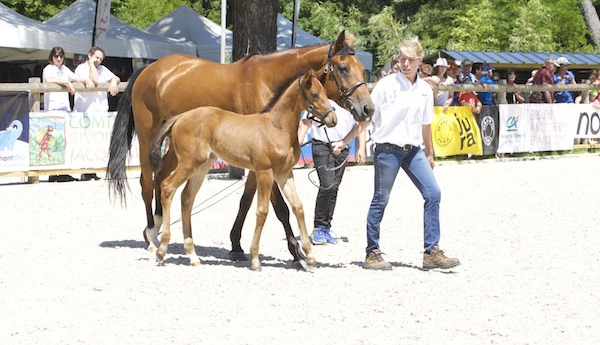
left=250, top=264, right=262, bottom=272
left=306, top=257, right=317, bottom=267
left=228, top=251, right=249, bottom=261
left=147, top=243, right=157, bottom=254
left=190, top=261, right=201, bottom=267
left=292, top=260, right=316, bottom=272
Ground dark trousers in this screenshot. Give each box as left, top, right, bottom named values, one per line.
left=312, top=140, right=349, bottom=229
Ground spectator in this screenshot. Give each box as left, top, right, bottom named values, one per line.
left=298, top=100, right=366, bottom=245
left=389, top=54, right=400, bottom=74
left=505, top=69, right=525, bottom=104
left=42, top=46, right=93, bottom=183
left=42, top=46, right=91, bottom=112
left=471, top=62, right=484, bottom=84
left=432, top=57, right=454, bottom=111
left=553, top=57, right=576, bottom=103
left=587, top=69, right=600, bottom=108
left=459, top=77, right=482, bottom=115
left=478, top=63, right=497, bottom=105
left=74, top=46, right=121, bottom=181
left=457, top=59, right=474, bottom=84
left=374, top=68, right=387, bottom=81
left=532, top=57, right=558, bottom=103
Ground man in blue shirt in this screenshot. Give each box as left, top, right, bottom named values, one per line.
left=478, top=63, right=496, bottom=105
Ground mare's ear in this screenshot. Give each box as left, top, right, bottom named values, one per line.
left=345, top=33, right=355, bottom=48
left=333, top=30, right=346, bottom=52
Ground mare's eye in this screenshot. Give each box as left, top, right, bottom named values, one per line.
left=337, top=65, right=349, bottom=73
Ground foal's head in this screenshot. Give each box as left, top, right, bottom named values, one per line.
left=300, top=69, right=337, bottom=128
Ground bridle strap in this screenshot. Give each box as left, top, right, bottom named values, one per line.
left=323, top=42, right=368, bottom=102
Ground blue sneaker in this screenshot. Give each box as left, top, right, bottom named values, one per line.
left=310, top=228, right=327, bottom=245
left=323, top=229, right=338, bottom=244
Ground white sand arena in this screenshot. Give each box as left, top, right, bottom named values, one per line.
left=1, top=153, right=598, bottom=344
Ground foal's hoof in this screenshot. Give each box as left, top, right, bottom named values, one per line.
left=292, top=260, right=315, bottom=272
left=306, top=257, right=317, bottom=267
left=190, top=261, right=201, bottom=267
left=250, top=264, right=262, bottom=272
left=228, top=251, right=249, bottom=261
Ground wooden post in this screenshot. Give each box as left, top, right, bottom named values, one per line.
left=27, top=77, right=40, bottom=184
left=498, top=79, right=507, bottom=104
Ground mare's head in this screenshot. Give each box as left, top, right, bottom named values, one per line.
left=300, top=69, right=337, bottom=128
left=321, top=31, right=374, bottom=123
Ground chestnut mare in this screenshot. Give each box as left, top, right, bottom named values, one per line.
left=148, top=70, right=337, bottom=270
left=107, top=31, right=374, bottom=265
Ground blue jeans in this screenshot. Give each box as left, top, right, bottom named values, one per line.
left=366, top=143, right=441, bottom=254
left=312, top=140, right=348, bottom=229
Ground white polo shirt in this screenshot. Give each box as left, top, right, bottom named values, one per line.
left=73, top=63, right=116, bottom=112
left=302, top=99, right=355, bottom=142
left=370, top=72, right=434, bottom=147
left=42, top=64, right=77, bottom=111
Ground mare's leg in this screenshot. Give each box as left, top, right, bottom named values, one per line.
left=179, top=156, right=216, bottom=266
left=249, top=170, right=274, bottom=271
left=270, top=183, right=306, bottom=262
left=138, top=137, right=161, bottom=252
left=275, top=171, right=316, bottom=268
left=228, top=171, right=258, bottom=261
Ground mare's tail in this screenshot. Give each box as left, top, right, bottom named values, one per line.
left=149, top=117, right=178, bottom=173
left=106, top=66, right=147, bottom=205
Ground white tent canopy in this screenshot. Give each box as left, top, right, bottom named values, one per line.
left=44, top=0, right=196, bottom=60
left=0, top=2, right=90, bottom=61
left=276, top=14, right=373, bottom=72
left=147, top=8, right=372, bottom=71
left=146, top=6, right=231, bottom=62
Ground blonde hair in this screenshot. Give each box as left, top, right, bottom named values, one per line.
left=399, top=38, right=423, bottom=59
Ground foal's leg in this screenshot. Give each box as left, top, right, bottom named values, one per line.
left=249, top=170, right=275, bottom=271
left=179, top=157, right=216, bottom=266
left=275, top=171, right=316, bottom=268
left=156, top=162, right=197, bottom=264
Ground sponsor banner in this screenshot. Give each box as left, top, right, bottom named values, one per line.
left=498, top=104, right=578, bottom=153
left=432, top=106, right=483, bottom=157
left=0, top=92, right=29, bottom=172
left=475, top=106, right=499, bottom=156
left=28, top=111, right=141, bottom=171
left=573, top=104, right=600, bottom=139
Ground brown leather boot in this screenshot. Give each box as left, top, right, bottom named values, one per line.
left=364, top=249, right=392, bottom=270
left=423, top=245, right=460, bottom=269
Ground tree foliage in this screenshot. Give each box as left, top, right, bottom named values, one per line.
left=5, top=0, right=600, bottom=70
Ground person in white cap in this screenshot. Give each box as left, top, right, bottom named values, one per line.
left=553, top=57, right=576, bottom=103
left=432, top=57, right=454, bottom=110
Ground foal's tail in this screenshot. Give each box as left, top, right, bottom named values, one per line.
left=106, top=66, right=147, bottom=205
left=149, top=117, right=177, bottom=173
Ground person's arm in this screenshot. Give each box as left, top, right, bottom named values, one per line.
left=44, top=76, right=76, bottom=95
left=87, top=58, right=99, bottom=85
left=354, top=124, right=367, bottom=164
left=331, top=120, right=371, bottom=154
left=297, top=118, right=311, bottom=145
left=422, top=124, right=435, bottom=169
left=108, top=74, right=121, bottom=96
left=515, top=91, right=525, bottom=103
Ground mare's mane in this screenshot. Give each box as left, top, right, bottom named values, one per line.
left=260, top=72, right=303, bottom=114
left=258, top=41, right=356, bottom=114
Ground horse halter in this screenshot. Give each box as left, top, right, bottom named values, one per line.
left=298, top=76, right=335, bottom=124
left=322, top=42, right=367, bottom=107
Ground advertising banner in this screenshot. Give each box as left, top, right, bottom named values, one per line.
left=432, top=106, right=483, bottom=157
left=0, top=92, right=29, bottom=172
left=498, top=104, right=578, bottom=153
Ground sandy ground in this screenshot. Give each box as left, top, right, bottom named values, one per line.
left=1, top=153, right=599, bottom=344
